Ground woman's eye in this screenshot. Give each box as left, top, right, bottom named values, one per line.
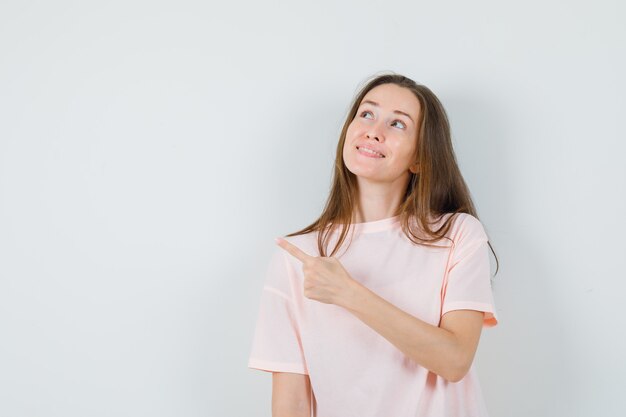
left=391, top=120, right=406, bottom=129
left=360, top=111, right=405, bottom=130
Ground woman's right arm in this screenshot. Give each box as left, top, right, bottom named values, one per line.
left=272, top=372, right=312, bottom=417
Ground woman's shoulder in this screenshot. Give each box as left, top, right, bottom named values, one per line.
left=451, top=212, right=482, bottom=226
left=445, top=212, right=488, bottom=242
left=415, top=212, right=486, bottom=241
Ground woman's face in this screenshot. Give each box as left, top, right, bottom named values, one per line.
left=343, top=83, right=421, bottom=184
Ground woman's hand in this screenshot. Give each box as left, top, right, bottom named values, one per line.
left=275, top=237, right=358, bottom=306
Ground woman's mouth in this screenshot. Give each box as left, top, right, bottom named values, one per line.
left=356, top=146, right=385, bottom=158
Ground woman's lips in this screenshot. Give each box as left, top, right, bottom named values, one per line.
left=356, top=146, right=385, bottom=158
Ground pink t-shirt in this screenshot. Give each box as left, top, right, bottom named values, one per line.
left=248, top=212, right=499, bottom=417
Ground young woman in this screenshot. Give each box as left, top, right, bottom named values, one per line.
left=248, top=72, right=500, bottom=417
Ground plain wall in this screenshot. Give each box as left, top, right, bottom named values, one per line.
left=1, top=1, right=624, bottom=416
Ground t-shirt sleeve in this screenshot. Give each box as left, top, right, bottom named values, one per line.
left=247, top=244, right=309, bottom=374
left=441, top=214, right=499, bottom=327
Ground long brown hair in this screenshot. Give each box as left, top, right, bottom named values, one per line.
left=285, top=71, right=499, bottom=277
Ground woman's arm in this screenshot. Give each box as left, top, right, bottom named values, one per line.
left=274, top=237, right=485, bottom=384
left=272, top=372, right=312, bottom=417
left=341, top=283, right=484, bottom=383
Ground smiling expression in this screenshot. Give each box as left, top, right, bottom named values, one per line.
left=343, top=83, right=421, bottom=183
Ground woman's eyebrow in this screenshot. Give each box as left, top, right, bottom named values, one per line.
left=360, top=100, right=414, bottom=124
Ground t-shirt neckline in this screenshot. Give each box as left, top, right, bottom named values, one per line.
left=351, top=214, right=402, bottom=234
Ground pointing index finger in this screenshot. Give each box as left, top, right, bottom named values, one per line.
left=275, top=237, right=312, bottom=263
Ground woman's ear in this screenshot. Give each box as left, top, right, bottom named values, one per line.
left=409, top=163, right=419, bottom=174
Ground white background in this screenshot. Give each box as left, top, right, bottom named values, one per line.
left=1, top=1, right=624, bottom=416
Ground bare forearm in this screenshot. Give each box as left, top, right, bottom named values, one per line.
left=338, top=281, right=463, bottom=381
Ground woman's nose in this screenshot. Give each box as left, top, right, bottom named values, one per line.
left=366, top=123, right=385, bottom=142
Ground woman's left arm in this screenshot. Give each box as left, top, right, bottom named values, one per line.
left=339, top=281, right=484, bottom=383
